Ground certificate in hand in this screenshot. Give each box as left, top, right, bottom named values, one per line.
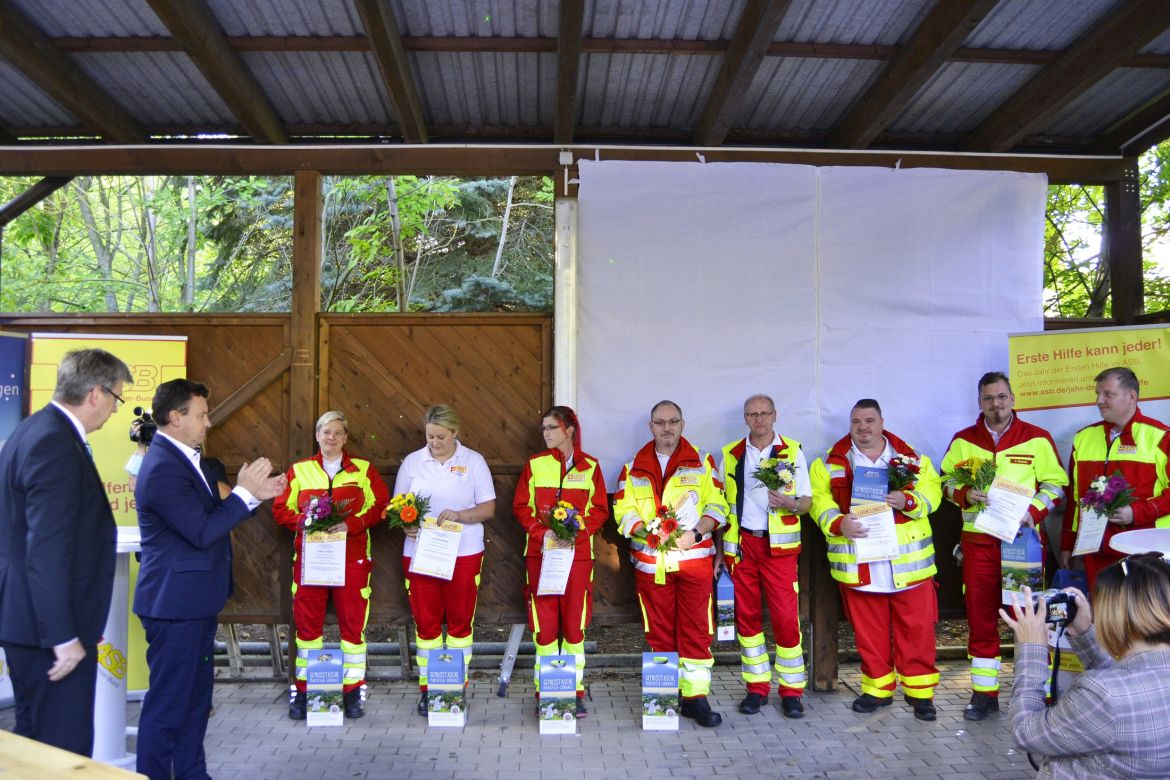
left=851, top=467, right=888, bottom=504
left=851, top=502, right=898, bottom=563
left=409, top=517, right=464, bottom=580
left=1072, top=508, right=1109, bottom=557
left=973, top=475, right=1035, bottom=543
left=537, top=535, right=574, bottom=596
left=301, top=530, right=347, bottom=586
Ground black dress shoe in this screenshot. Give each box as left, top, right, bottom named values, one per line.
left=344, top=688, right=365, bottom=719
left=851, top=693, right=893, bottom=713
left=288, top=690, right=306, bottom=721
left=575, top=698, right=588, bottom=718
left=417, top=693, right=428, bottom=717
left=780, top=697, right=805, bottom=719
left=680, top=696, right=723, bottom=728
left=738, top=692, right=768, bottom=714
left=963, top=692, right=999, bottom=721
left=905, top=695, right=936, bottom=722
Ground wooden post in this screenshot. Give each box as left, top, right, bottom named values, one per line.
left=1105, top=159, right=1143, bottom=324
left=290, top=170, right=322, bottom=459
left=804, top=515, right=839, bottom=691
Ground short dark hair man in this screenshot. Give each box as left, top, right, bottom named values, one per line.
left=133, top=378, right=286, bottom=780
left=0, top=348, right=131, bottom=756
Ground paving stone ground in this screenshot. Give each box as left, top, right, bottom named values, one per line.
left=1, top=659, right=1035, bottom=779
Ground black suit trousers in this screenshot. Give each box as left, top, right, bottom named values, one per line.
left=2, top=641, right=99, bottom=757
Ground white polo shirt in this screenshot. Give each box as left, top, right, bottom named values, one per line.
left=394, top=441, right=496, bottom=557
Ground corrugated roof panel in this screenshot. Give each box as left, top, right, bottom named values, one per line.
left=1042, top=67, right=1170, bottom=138
left=736, top=57, right=882, bottom=131
left=412, top=51, right=553, bottom=127
left=776, top=0, right=931, bottom=45
left=0, top=59, right=78, bottom=129
left=577, top=52, right=720, bottom=128
left=243, top=52, right=396, bottom=126
left=205, top=0, right=365, bottom=37
left=71, top=53, right=236, bottom=126
left=393, top=0, right=556, bottom=38
left=584, top=0, right=745, bottom=40
left=887, top=61, right=1040, bottom=135
left=9, top=0, right=168, bottom=37
left=963, top=0, right=1116, bottom=50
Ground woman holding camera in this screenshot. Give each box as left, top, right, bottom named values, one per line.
left=1000, top=552, right=1170, bottom=778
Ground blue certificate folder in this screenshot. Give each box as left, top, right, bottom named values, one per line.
left=851, top=466, right=888, bottom=504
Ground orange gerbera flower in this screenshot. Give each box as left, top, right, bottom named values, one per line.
left=400, top=505, right=418, bottom=523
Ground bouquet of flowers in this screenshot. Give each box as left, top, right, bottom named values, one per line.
left=1080, top=471, right=1135, bottom=516
left=943, top=456, right=998, bottom=511
left=638, top=504, right=684, bottom=553
left=383, top=491, right=431, bottom=530
left=752, top=457, right=797, bottom=492
left=302, top=494, right=354, bottom=535
left=887, top=454, right=921, bottom=491
left=545, top=500, right=583, bottom=542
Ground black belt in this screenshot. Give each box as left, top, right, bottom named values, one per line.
left=741, top=528, right=768, bottom=538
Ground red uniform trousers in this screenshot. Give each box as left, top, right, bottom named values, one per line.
left=961, top=532, right=1007, bottom=696
left=292, top=556, right=372, bottom=693
left=405, top=552, right=483, bottom=692
left=526, top=556, right=593, bottom=695
left=840, top=580, right=938, bottom=700
left=731, top=532, right=803, bottom=698
left=635, top=560, right=714, bottom=698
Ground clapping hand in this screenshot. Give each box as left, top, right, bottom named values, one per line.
left=237, top=458, right=287, bottom=500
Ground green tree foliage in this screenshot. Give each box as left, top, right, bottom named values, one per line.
left=1045, top=141, right=1170, bottom=318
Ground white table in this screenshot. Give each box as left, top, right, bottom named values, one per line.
left=1110, top=528, right=1170, bottom=555
left=93, top=525, right=140, bottom=768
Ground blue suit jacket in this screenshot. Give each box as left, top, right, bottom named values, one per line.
left=133, top=434, right=253, bottom=620
left=0, top=405, right=116, bottom=648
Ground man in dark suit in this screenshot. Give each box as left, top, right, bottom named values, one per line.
left=0, top=348, right=132, bottom=756
left=133, top=378, right=286, bottom=780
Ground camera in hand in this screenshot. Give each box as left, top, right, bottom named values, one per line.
left=130, top=406, right=157, bottom=445
left=1033, top=589, right=1078, bottom=626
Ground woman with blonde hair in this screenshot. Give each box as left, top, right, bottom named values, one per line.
left=1001, top=551, right=1170, bottom=778
left=393, top=405, right=496, bottom=716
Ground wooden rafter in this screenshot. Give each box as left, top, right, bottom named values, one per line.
left=0, top=176, right=72, bottom=228
left=1092, top=85, right=1170, bottom=155
left=144, top=0, right=288, bottom=145
left=832, top=0, right=1001, bottom=149
left=555, top=0, right=586, bottom=144
left=692, top=0, right=794, bottom=146
left=0, top=1, right=146, bottom=144
left=0, top=126, right=15, bottom=144
left=353, top=0, right=428, bottom=144
left=961, top=0, right=1170, bottom=153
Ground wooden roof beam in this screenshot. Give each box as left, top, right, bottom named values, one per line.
left=353, top=0, right=428, bottom=144
left=0, top=176, right=72, bottom=228
left=1092, top=85, right=1170, bottom=155
left=0, top=1, right=146, bottom=144
left=144, top=0, right=288, bottom=144
left=692, top=0, right=793, bottom=146
left=961, top=0, right=1170, bottom=153
left=832, top=0, right=1001, bottom=149
left=555, top=0, right=585, bottom=144
left=0, top=126, right=16, bottom=143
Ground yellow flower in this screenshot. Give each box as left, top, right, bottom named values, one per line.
left=553, top=507, right=568, bottom=520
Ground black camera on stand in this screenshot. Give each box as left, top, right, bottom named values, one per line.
left=130, top=407, right=157, bottom=446
left=1034, top=588, right=1078, bottom=626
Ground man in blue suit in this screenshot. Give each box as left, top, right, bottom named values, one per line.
left=0, top=348, right=132, bottom=756
left=133, top=378, right=286, bottom=780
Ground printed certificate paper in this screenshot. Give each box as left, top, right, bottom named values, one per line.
left=974, top=475, right=1035, bottom=543
left=537, top=536, right=574, bottom=596
left=851, top=502, right=898, bottom=563
left=1072, top=508, right=1109, bottom=557
left=301, top=530, right=346, bottom=586
left=409, top=518, right=463, bottom=580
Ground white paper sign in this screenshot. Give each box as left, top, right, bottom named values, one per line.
left=537, top=537, right=574, bottom=596
left=409, top=518, right=463, bottom=580
left=973, top=475, right=1035, bottom=543
left=851, top=502, right=898, bottom=563
left=1072, top=507, right=1109, bottom=557
left=301, top=531, right=346, bottom=586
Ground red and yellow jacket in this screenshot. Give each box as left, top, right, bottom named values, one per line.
left=1061, top=408, right=1170, bottom=554
left=940, top=414, right=1066, bottom=543
left=273, top=451, right=390, bottom=565
left=513, top=446, right=609, bottom=561
left=721, top=435, right=804, bottom=560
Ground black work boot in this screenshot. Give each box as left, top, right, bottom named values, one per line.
left=288, top=689, right=306, bottom=721
left=344, top=688, right=365, bottom=719
left=680, top=695, right=723, bottom=727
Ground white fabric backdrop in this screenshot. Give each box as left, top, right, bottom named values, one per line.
left=576, top=160, right=1047, bottom=485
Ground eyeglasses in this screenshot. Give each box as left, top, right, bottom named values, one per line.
left=539, top=425, right=561, bottom=433
left=651, top=418, right=681, bottom=427
left=980, top=393, right=1012, bottom=404
left=745, top=411, right=775, bottom=419
left=101, top=385, right=125, bottom=409
left=1121, top=551, right=1165, bottom=577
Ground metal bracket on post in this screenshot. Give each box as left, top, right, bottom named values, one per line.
left=496, top=623, right=527, bottom=697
